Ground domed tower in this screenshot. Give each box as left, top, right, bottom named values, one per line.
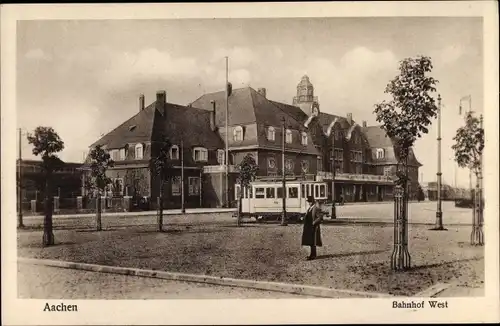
left=293, top=75, right=320, bottom=116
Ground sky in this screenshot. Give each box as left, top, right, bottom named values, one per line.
left=17, top=17, right=483, bottom=188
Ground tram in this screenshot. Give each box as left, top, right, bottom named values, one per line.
left=234, top=180, right=330, bottom=222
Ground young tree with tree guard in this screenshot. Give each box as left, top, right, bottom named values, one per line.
left=452, top=111, right=484, bottom=245
left=235, top=154, right=258, bottom=227
left=150, top=137, right=172, bottom=232
left=374, top=55, right=439, bottom=270
left=27, top=126, right=65, bottom=246
left=86, top=145, right=114, bottom=231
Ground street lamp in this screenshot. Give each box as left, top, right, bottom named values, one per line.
left=431, top=94, right=446, bottom=231
left=280, top=116, right=287, bottom=226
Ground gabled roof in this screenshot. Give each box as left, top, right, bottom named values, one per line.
left=90, top=103, right=156, bottom=149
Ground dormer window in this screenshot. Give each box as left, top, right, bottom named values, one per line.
left=217, top=149, right=225, bottom=165
left=335, top=130, right=342, bottom=140
left=376, top=148, right=385, bottom=159
left=119, top=148, right=126, bottom=160
left=267, top=126, right=275, bottom=141
left=135, top=143, right=144, bottom=160
left=301, top=132, right=308, bottom=146
left=170, top=145, right=179, bottom=160
left=233, top=126, right=244, bottom=142
left=193, top=147, right=208, bottom=162
left=110, top=149, right=120, bottom=161
left=285, top=129, right=293, bottom=144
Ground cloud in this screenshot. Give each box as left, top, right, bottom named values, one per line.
left=211, top=47, right=257, bottom=69
left=434, top=44, right=465, bottom=65
left=24, top=48, right=52, bottom=61
left=93, top=48, right=199, bottom=88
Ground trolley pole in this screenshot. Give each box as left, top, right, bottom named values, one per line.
left=331, top=155, right=336, bottom=219
left=432, top=94, right=446, bottom=231
left=280, top=116, right=287, bottom=226
left=181, top=139, right=185, bottom=214
left=18, top=128, right=24, bottom=228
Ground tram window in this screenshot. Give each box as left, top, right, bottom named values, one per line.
left=277, top=187, right=283, bottom=198
left=301, top=184, right=305, bottom=198
left=320, top=185, right=326, bottom=197
left=289, top=187, right=298, bottom=199
left=255, top=187, right=265, bottom=199
left=315, top=185, right=319, bottom=197
left=266, top=187, right=276, bottom=199
left=307, top=184, right=312, bottom=196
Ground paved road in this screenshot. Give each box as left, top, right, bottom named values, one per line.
left=17, top=264, right=309, bottom=299
left=333, top=201, right=474, bottom=225
left=20, top=201, right=474, bottom=229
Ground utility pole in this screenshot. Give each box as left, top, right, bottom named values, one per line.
left=225, top=56, right=229, bottom=208
left=432, top=94, right=446, bottom=231
left=18, top=128, right=24, bottom=228
left=181, top=139, right=185, bottom=214
left=280, top=116, right=287, bottom=226
left=331, top=149, right=336, bottom=219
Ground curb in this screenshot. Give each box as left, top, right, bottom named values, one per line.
left=18, top=257, right=394, bottom=299
left=414, top=283, right=453, bottom=297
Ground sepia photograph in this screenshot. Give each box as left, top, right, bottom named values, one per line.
left=2, top=2, right=499, bottom=325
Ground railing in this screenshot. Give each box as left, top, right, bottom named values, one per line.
left=203, top=165, right=237, bottom=173
left=316, top=171, right=394, bottom=183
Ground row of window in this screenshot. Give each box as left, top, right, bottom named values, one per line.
left=106, top=177, right=201, bottom=196
left=264, top=127, right=309, bottom=146
left=247, top=184, right=327, bottom=199
left=266, top=158, right=311, bottom=173
left=106, top=144, right=224, bottom=164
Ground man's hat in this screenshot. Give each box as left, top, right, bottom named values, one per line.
left=307, top=196, right=315, bottom=203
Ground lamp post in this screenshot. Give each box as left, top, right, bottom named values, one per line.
left=280, top=116, right=287, bottom=226
left=18, top=128, right=24, bottom=228
left=331, top=153, right=336, bottom=219
left=431, top=94, right=446, bottom=231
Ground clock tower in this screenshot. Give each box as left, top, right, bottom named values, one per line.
left=292, top=75, right=320, bottom=117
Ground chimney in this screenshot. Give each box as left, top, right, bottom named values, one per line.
left=346, top=113, right=353, bottom=125
left=210, top=100, right=217, bottom=132
left=362, top=120, right=367, bottom=128
left=155, top=90, right=166, bottom=116
left=139, top=94, right=145, bottom=111
left=257, top=88, right=267, bottom=98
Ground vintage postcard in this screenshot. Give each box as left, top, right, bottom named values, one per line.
left=1, top=1, right=499, bottom=325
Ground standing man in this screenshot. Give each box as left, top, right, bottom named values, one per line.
left=301, top=196, right=323, bottom=260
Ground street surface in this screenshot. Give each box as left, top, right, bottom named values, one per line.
left=21, top=201, right=474, bottom=230
left=17, top=264, right=309, bottom=299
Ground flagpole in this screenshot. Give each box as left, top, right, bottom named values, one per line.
left=225, top=56, right=229, bottom=208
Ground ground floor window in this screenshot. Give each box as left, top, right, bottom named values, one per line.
left=188, top=177, right=200, bottom=196
left=172, top=177, right=181, bottom=196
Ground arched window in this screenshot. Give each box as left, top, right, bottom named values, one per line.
left=135, top=143, right=144, bottom=160
left=301, top=132, right=308, bottom=146
left=233, top=126, right=244, bottom=142
left=267, top=126, right=275, bottom=141
left=217, top=149, right=225, bottom=165
left=285, top=129, right=293, bottom=144
left=170, top=145, right=179, bottom=160
left=376, top=148, right=385, bottom=159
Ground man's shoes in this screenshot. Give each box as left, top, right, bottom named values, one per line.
left=306, top=256, right=316, bottom=261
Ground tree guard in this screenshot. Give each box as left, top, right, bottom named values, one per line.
left=391, top=186, right=411, bottom=270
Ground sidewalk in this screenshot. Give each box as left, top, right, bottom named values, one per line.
left=23, top=207, right=236, bottom=219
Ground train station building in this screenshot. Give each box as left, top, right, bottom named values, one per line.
left=83, top=75, right=422, bottom=209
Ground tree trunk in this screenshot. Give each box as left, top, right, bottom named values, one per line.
left=96, top=192, right=102, bottom=231
left=158, top=180, right=164, bottom=232
left=237, top=186, right=242, bottom=227
left=42, top=173, right=55, bottom=246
